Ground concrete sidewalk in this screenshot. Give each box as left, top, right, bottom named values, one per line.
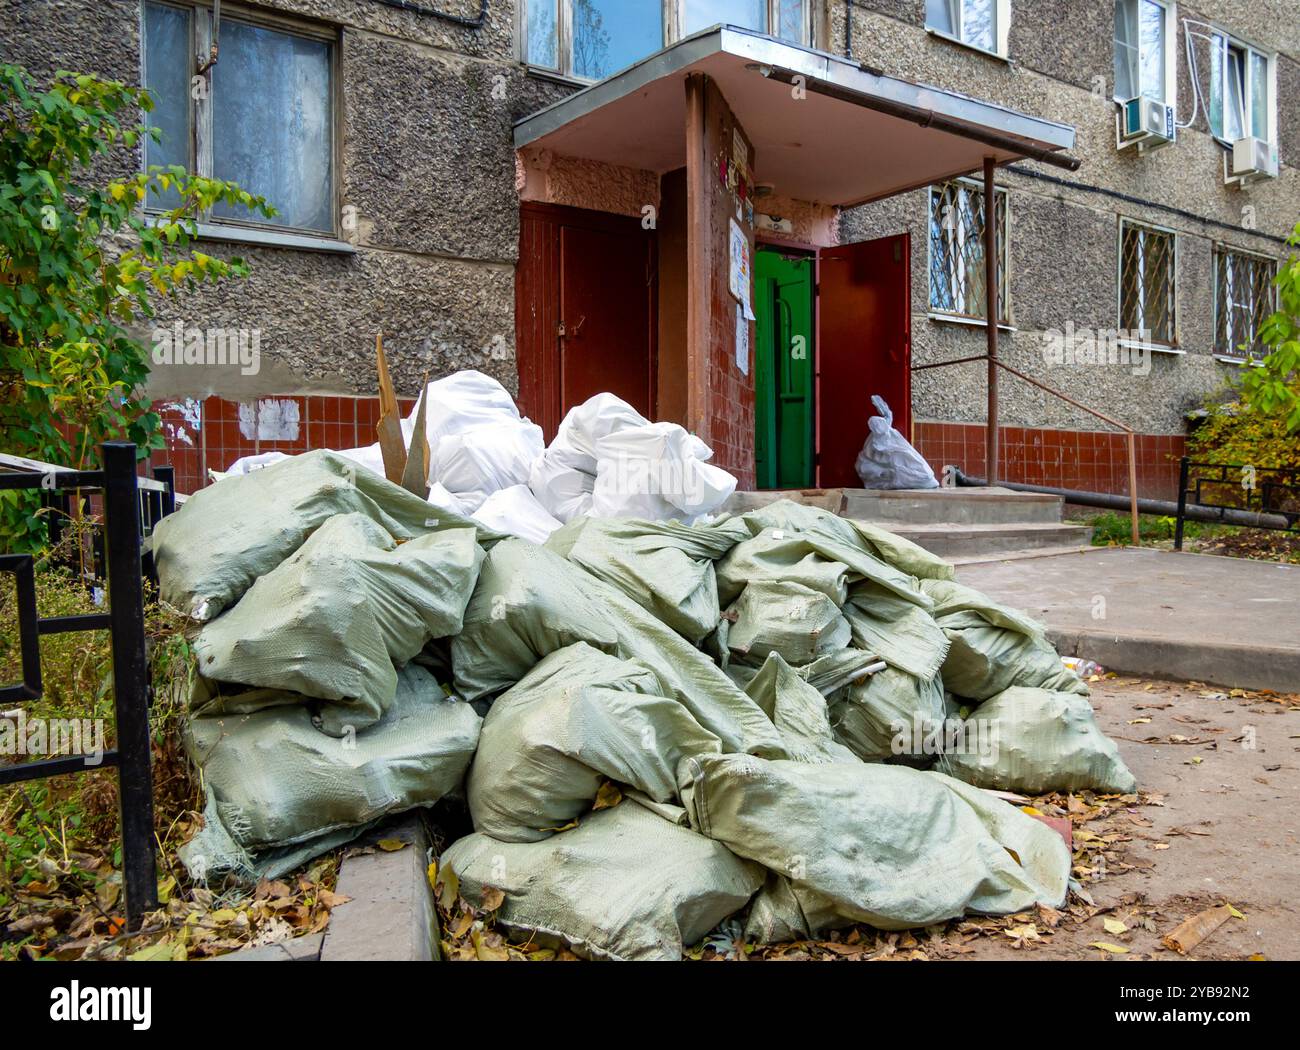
left=956, top=546, right=1300, bottom=693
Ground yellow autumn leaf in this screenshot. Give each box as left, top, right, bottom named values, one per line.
left=376, top=838, right=408, bottom=852
left=1225, top=903, right=1246, bottom=919
left=1089, top=942, right=1130, bottom=954
left=1103, top=917, right=1128, bottom=936
left=593, top=781, right=623, bottom=811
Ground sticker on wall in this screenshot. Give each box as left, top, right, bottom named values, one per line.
left=728, top=217, right=754, bottom=320
left=735, top=303, right=750, bottom=376
left=756, top=212, right=793, bottom=235
left=238, top=399, right=301, bottom=442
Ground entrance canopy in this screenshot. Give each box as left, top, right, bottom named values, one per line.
left=514, top=25, right=1078, bottom=207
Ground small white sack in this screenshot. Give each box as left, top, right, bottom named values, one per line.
left=431, top=420, right=545, bottom=512
left=529, top=394, right=650, bottom=522
left=591, top=422, right=736, bottom=520
left=335, top=443, right=386, bottom=479
left=407, top=370, right=522, bottom=449
left=427, top=482, right=471, bottom=518
left=472, top=484, right=563, bottom=544
left=854, top=396, right=938, bottom=490
left=223, top=451, right=289, bottom=476
left=528, top=454, right=594, bottom=523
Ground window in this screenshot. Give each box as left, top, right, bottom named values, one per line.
left=1118, top=219, right=1176, bottom=346
left=142, top=1, right=337, bottom=236
left=523, top=0, right=811, bottom=82
left=1214, top=247, right=1276, bottom=360
left=928, top=179, right=1009, bottom=324
left=1114, top=0, right=1174, bottom=104
left=924, top=0, right=1008, bottom=57
left=1209, top=31, right=1275, bottom=144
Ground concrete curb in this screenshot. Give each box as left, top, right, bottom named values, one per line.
left=214, top=932, right=325, bottom=962
left=1048, top=627, right=1300, bottom=693
left=319, top=816, right=441, bottom=962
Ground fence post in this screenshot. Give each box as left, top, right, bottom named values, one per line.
left=101, top=442, right=159, bottom=928
left=1174, top=456, right=1190, bottom=552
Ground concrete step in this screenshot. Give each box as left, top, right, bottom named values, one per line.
left=946, top=544, right=1098, bottom=567
left=841, top=487, right=1065, bottom=526
left=724, top=487, right=1066, bottom=526
left=869, top=521, right=1095, bottom=559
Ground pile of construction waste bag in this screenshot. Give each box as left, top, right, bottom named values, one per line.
left=159, top=372, right=1135, bottom=961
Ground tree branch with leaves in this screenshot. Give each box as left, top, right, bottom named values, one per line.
left=0, top=64, right=273, bottom=549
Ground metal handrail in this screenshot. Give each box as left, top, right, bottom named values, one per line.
left=911, top=354, right=1140, bottom=543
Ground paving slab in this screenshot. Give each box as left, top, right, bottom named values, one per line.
left=956, top=546, right=1300, bottom=693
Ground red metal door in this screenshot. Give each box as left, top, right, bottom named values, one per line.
left=816, top=233, right=912, bottom=488
left=559, top=223, right=655, bottom=418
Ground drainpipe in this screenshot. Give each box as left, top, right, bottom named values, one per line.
left=983, top=156, right=999, bottom=484
left=844, top=0, right=853, bottom=57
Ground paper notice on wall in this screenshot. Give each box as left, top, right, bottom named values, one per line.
left=735, top=304, right=750, bottom=376
left=729, top=218, right=755, bottom=320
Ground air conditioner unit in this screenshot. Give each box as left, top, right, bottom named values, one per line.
left=1229, top=136, right=1279, bottom=183
left=1117, top=97, right=1175, bottom=151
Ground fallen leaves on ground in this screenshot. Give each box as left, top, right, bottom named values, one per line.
left=0, top=848, right=344, bottom=961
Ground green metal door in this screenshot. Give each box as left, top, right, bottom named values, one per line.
left=754, top=249, right=815, bottom=489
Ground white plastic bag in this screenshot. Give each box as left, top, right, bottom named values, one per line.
left=430, top=420, right=545, bottom=512
left=529, top=394, right=651, bottom=522
left=591, top=422, right=736, bottom=520
left=472, top=484, right=562, bottom=544
left=407, top=370, right=522, bottom=449
left=221, top=451, right=289, bottom=476
left=854, top=396, right=938, bottom=490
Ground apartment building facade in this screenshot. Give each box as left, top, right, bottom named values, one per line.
left=1, top=0, right=1295, bottom=497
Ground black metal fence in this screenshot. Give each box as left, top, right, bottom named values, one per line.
left=0, top=443, right=175, bottom=927
left=1174, top=456, right=1300, bottom=550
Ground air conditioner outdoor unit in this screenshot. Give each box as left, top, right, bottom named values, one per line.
left=1229, top=136, right=1279, bottom=183
left=1117, top=97, right=1175, bottom=151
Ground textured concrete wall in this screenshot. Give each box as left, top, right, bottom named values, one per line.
left=516, top=147, right=661, bottom=219
left=833, top=0, right=1300, bottom=434
left=0, top=0, right=573, bottom=399
left=4, top=0, right=1297, bottom=437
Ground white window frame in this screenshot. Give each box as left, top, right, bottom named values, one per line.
left=1209, top=28, right=1278, bottom=147
left=1212, top=243, right=1277, bottom=362
left=926, top=177, right=1012, bottom=327
left=139, top=0, right=343, bottom=244
left=1116, top=217, right=1179, bottom=351
left=520, top=0, right=815, bottom=83
left=1112, top=0, right=1177, bottom=107
left=924, top=0, right=1011, bottom=60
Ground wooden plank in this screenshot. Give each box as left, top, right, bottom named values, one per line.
left=375, top=332, right=407, bottom=485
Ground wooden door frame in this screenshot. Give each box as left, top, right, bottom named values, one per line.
left=813, top=232, right=913, bottom=488
left=753, top=239, right=819, bottom=490
left=516, top=201, right=658, bottom=438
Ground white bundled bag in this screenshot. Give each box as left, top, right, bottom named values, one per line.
left=431, top=420, right=544, bottom=512
left=472, top=484, right=562, bottom=544
left=408, top=370, right=522, bottom=448
left=854, top=396, right=938, bottom=490
left=591, top=422, right=736, bottom=520
left=529, top=393, right=651, bottom=522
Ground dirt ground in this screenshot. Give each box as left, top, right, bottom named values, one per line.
left=965, top=675, right=1300, bottom=962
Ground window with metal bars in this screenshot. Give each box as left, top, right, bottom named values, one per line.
left=1214, top=247, right=1276, bottom=360
left=928, top=179, right=1009, bottom=324
left=1118, top=219, right=1176, bottom=346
